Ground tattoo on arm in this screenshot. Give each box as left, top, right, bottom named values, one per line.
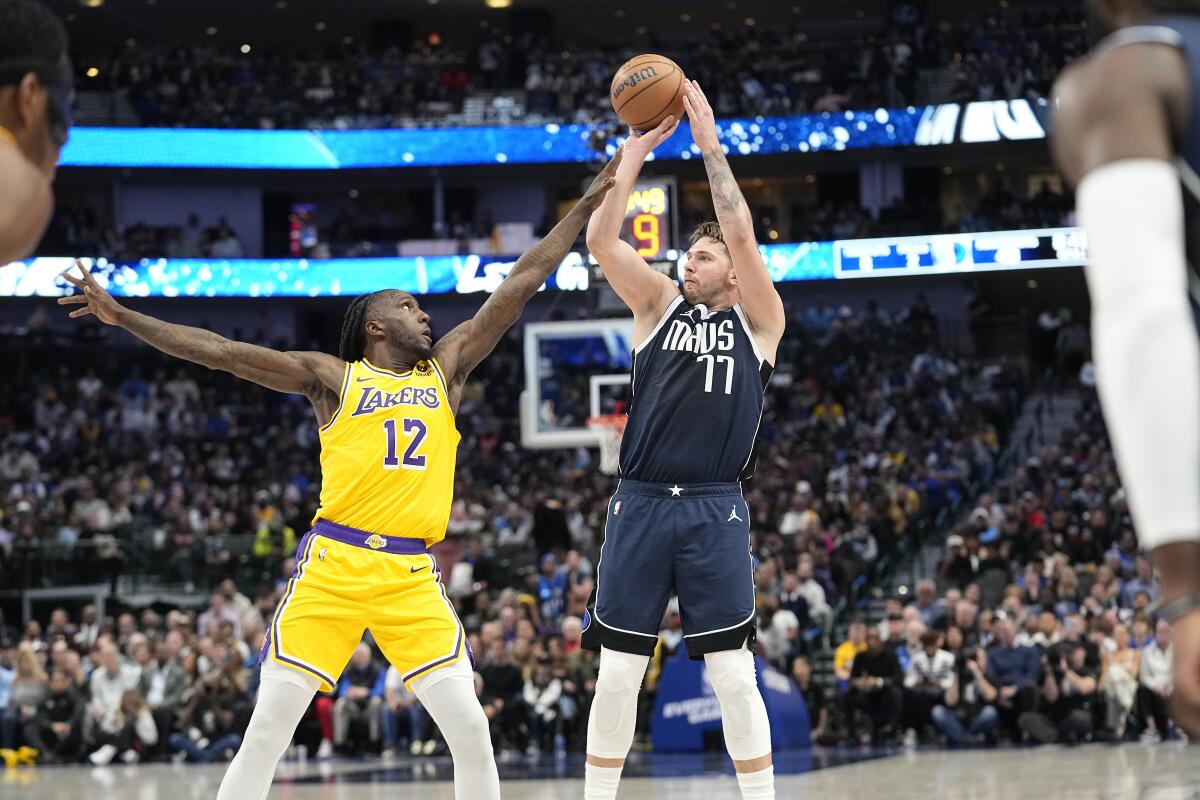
left=120, top=311, right=235, bottom=369
left=703, top=150, right=750, bottom=223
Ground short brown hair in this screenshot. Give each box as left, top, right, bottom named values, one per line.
left=920, top=629, right=941, bottom=648
left=688, top=220, right=726, bottom=249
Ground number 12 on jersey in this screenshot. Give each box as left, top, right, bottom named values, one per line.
left=697, top=354, right=735, bottom=394
left=383, top=418, right=428, bottom=470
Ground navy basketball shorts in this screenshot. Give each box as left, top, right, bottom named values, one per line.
left=581, top=480, right=755, bottom=659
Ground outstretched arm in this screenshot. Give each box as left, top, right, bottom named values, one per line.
left=435, top=154, right=622, bottom=402
left=584, top=118, right=680, bottom=319
left=57, top=263, right=345, bottom=407
left=684, top=81, right=785, bottom=360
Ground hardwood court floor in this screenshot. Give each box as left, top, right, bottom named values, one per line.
left=4, top=742, right=1198, bottom=799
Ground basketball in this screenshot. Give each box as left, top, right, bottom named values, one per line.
left=609, top=54, right=686, bottom=132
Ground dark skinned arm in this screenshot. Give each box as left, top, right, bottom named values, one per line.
left=434, top=152, right=622, bottom=408
left=57, top=263, right=346, bottom=423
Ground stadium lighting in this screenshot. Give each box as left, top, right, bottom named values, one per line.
left=81, top=0, right=104, bottom=8
left=484, top=0, right=512, bottom=8
left=86, top=67, right=99, bottom=78
left=241, top=44, right=251, bottom=54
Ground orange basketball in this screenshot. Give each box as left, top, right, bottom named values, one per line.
left=609, top=54, right=686, bottom=133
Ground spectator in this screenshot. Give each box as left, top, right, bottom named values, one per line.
left=845, top=627, right=903, bottom=745
left=933, top=634, right=999, bottom=746
left=1018, top=641, right=1098, bottom=745
left=0, top=645, right=13, bottom=749
left=334, top=643, right=387, bottom=755
left=912, top=580, right=947, bottom=628
left=903, top=629, right=955, bottom=739
left=8, top=643, right=49, bottom=746
left=197, top=592, right=242, bottom=639
left=985, top=618, right=1040, bottom=740
left=381, top=663, right=433, bottom=758
left=834, top=619, right=868, bottom=684
left=537, top=553, right=568, bottom=624
left=87, top=688, right=158, bottom=765
left=139, top=639, right=187, bottom=752
left=1099, top=624, right=1139, bottom=738
left=21, top=668, right=85, bottom=763
left=1133, top=620, right=1172, bottom=741
left=791, top=656, right=828, bottom=743
left=522, top=653, right=563, bottom=755
left=168, top=651, right=247, bottom=763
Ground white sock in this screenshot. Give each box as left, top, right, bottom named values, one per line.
left=736, top=766, right=775, bottom=800
left=584, top=762, right=623, bottom=800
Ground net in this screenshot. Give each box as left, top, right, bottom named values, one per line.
left=587, top=414, right=627, bottom=476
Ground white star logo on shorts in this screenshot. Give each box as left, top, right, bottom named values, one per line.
left=669, top=485, right=683, bottom=497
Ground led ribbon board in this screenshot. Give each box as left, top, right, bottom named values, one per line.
left=58, top=100, right=1047, bottom=170
left=1, top=228, right=1084, bottom=298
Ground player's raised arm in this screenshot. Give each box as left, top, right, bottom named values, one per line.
left=683, top=80, right=785, bottom=357
left=57, top=262, right=344, bottom=400
left=584, top=119, right=680, bottom=318
left=434, top=153, right=622, bottom=396
left=1052, top=41, right=1200, bottom=732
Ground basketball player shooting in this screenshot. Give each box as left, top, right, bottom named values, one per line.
left=0, top=0, right=72, bottom=263
left=1053, top=0, right=1200, bottom=737
left=56, top=153, right=622, bottom=800
left=582, top=81, right=785, bottom=800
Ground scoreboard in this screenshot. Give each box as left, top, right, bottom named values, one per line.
left=619, top=177, right=677, bottom=264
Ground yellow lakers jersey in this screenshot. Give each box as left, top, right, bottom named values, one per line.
left=313, top=358, right=460, bottom=545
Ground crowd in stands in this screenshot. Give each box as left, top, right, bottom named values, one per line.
left=78, top=7, right=1084, bottom=129
left=0, top=294, right=1027, bottom=761
left=36, top=176, right=1071, bottom=263
left=816, top=389, right=1180, bottom=747
left=38, top=209, right=248, bottom=261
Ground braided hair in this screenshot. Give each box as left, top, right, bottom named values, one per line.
left=338, top=291, right=380, bottom=362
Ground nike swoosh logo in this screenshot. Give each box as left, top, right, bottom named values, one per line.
left=410, top=565, right=429, bottom=574
left=357, top=377, right=373, bottom=383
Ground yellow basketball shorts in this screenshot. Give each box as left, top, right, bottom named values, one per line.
left=259, top=519, right=470, bottom=692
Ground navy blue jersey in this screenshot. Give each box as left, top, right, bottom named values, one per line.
left=1096, top=19, right=1200, bottom=278
left=619, top=295, right=772, bottom=484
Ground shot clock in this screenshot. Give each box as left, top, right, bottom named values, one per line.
left=619, top=177, right=677, bottom=264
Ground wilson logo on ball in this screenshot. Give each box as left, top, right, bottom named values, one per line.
left=611, top=67, right=659, bottom=101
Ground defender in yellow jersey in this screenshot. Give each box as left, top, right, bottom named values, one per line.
left=57, top=151, right=623, bottom=800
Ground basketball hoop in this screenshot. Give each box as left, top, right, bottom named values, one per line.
left=587, top=414, right=626, bottom=476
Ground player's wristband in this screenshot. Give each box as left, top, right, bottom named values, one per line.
left=1149, top=594, right=1200, bottom=624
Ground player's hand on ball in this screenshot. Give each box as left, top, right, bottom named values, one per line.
left=623, top=114, right=679, bottom=161
left=57, top=260, right=126, bottom=325
left=578, top=147, right=624, bottom=213
left=1168, top=608, right=1200, bottom=737
left=682, top=80, right=719, bottom=154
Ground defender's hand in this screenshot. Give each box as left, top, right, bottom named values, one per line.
left=577, top=147, right=624, bottom=213
left=682, top=80, right=719, bottom=154
left=57, top=260, right=126, bottom=325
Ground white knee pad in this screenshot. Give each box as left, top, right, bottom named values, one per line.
left=586, top=647, right=648, bottom=759
left=704, top=648, right=771, bottom=761
left=592, top=648, right=647, bottom=736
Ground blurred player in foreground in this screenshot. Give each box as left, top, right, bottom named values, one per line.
left=0, top=0, right=72, bottom=263
left=1054, top=0, right=1200, bottom=737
